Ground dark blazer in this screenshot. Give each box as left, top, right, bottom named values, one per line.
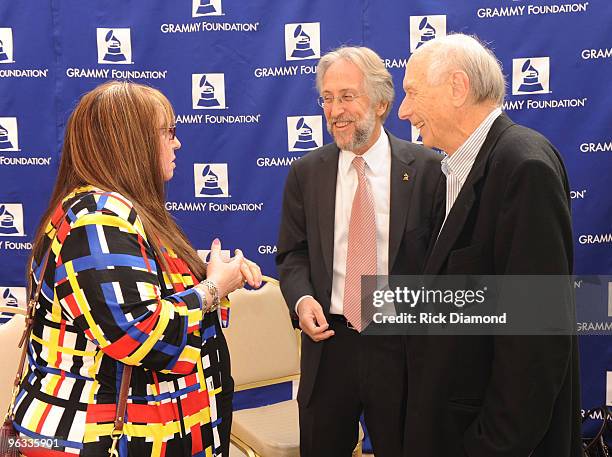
left=276, top=131, right=443, bottom=405
left=404, top=114, right=581, bottom=457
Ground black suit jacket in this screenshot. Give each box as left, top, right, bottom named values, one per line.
left=276, top=131, right=443, bottom=405
left=405, top=114, right=581, bottom=457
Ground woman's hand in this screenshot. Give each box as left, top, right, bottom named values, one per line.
left=205, top=238, right=245, bottom=298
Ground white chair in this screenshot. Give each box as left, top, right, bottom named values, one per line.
left=225, top=277, right=363, bottom=457
left=0, top=305, right=27, bottom=414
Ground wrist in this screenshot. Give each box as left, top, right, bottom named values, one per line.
left=206, top=274, right=226, bottom=298
left=295, top=295, right=314, bottom=317
left=199, top=279, right=221, bottom=312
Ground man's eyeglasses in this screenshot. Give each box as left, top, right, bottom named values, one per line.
left=317, top=93, right=364, bottom=108
left=160, top=125, right=177, bottom=140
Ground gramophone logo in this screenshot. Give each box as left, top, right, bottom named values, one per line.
left=287, top=116, right=322, bottom=152
left=285, top=23, right=320, bottom=61
left=192, top=74, right=226, bottom=110
left=96, top=28, right=132, bottom=64
left=0, top=204, right=24, bottom=237
left=512, top=57, right=550, bottom=95
left=0, top=287, right=25, bottom=325
left=0, top=28, right=15, bottom=63
left=192, top=0, right=223, bottom=17
left=409, top=16, right=446, bottom=53
left=194, top=163, right=230, bottom=198
left=0, top=117, right=19, bottom=151
left=411, top=124, right=423, bottom=144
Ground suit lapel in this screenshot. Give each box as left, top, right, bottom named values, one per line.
left=424, top=113, right=515, bottom=274
left=424, top=174, right=447, bottom=263
left=388, top=133, right=416, bottom=270
left=317, top=146, right=340, bottom=279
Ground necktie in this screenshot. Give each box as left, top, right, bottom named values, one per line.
left=343, top=156, right=377, bottom=332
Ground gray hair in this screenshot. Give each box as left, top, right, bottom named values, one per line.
left=316, top=46, right=394, bottom=121
left=412, top=33, right=506, bottom=106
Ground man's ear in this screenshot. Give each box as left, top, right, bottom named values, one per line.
left=376, top=101, right=388, bottom=118
left=450, top=70, right=470, bottom=107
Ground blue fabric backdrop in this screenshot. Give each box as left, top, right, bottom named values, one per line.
left=0, top=0, right=610, bottom=446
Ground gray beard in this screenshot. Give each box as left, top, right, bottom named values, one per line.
left=328, top=109, right=376, bottom=152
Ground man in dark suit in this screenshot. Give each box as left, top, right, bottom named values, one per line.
left=398, top=33, right=581, bottom=456
left=276, top=46, right=442, bottom=457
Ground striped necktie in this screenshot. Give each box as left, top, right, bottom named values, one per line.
left=343, top=156, right=377, bottom=332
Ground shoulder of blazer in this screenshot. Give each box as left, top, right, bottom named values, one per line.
left=487, top=114, right=564, bottom=173
left=387, top=129, right=443, bottom=166
left=289, top=141, right=340, bottom=172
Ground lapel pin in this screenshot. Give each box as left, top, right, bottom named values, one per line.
left=403, top=173, right=410, bottom=181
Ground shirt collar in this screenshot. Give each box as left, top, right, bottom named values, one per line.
left=443, top=107, right=502, bottom=182
left=339, top=128, right=389, bottom=177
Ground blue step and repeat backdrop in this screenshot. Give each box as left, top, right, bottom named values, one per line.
left=1, top=0, right=610, bottom=445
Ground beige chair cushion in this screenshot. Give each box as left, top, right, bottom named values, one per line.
left=232, top=399, right=364, bottom=457
left=0, top=313, right=26, bottom=412
left=232, top=399, right=300, bottom=457
left=225, top=283, right=300, bottom=386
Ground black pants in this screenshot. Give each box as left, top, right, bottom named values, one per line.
left=216, top=316, right=234, bottom=457
left=298, top=317, right=407, bottom=457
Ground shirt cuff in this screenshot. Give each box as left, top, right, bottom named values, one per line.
left=192, top=283, right=208, bottom=309
left=295, top=295, right=314, bottom=316
left=193, top=283, right=231, bottom=326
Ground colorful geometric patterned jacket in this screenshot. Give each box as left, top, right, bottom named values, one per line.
left=13, top=186, right=230, bottom=456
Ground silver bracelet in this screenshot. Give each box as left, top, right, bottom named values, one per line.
left=200, top=279, right=220, bottom=312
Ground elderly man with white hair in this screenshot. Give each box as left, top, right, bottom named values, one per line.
left=398, top=34, right=581, bottom=457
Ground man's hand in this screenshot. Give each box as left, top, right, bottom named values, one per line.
left=297, top=297, right=335, bottom=342
left=239, top=257, right=262, bottom=289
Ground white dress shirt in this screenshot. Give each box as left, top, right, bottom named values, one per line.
left=329, top=129, right=391, bottom=314
left=296, top=129, right=391, bottom=315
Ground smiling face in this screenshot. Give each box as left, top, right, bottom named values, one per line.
left=398, top=54, right=454, bottom=152
left=321, top=59, right=385, bottom=155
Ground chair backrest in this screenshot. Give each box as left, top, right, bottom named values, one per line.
left=0, top=306, right=27, bottom=413
left=224, top=279, right=300, bottom=389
